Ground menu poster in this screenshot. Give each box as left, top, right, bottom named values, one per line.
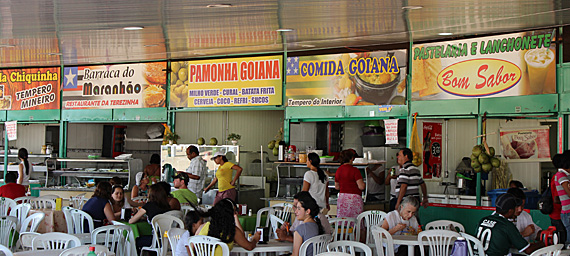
left=384, top=119, right=399, bottom=144
left=411, top=29, right=556, bottom=100
left=422, top=122, right=442, bottom=179
left=170, top=55, right=283, bottom=108
left=5, top=121, right=17, bottom=141
left=499, top=127, right=551, bottom=162
left=286, top=50, right=407, bottom=106
left=62, top=62, right=167, bottom=109
left=0, top=67, right=60, bottom=110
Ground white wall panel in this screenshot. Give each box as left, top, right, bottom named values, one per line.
left=9, top=124, right=48, bottom=153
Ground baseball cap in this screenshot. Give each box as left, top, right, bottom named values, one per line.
left=211, top=151, right=225, bottom=160
left=172, top=172, right=189, bottom=183
left=495, top=193, right=523, bottom=212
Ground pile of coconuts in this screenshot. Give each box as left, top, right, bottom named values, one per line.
left=471, top=145, right=501, bottom=173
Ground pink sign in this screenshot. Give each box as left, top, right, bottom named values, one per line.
left=5, top=121, right=17, bottom=141
left=384, top=119, right=399, bottom=145
left=500, top=127, right=551, bottom=161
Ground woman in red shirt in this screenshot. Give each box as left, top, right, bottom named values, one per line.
left=335, top=149, right=365, bottom=218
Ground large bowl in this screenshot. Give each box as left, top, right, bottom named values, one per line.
left=354, top=70, right=401, bottom=105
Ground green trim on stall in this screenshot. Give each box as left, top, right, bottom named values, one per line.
left=3, top=130, right=7, bottom=179
left=62, top=109, right=113, bottom=121
left=479, top=94, right=558, bottom=114
left=476, top=114, right=483, bottom=206
left=0, top=111, right=6, bottom=121
left=7, top=109, right=60, bottom=121
left=169, top=106, right=285, bottom=112
left=411, top=99, right=479, bottom=116
left=113, top=108, right=167, bottom=121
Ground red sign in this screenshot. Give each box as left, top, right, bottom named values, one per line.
left=422, top=122, right=442, bottom=179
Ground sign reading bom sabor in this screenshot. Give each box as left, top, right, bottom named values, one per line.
left=62, top=62, right=167, bottom=109
left=170, top=55, right=282, bottom=108
left=412, top=29, right=556, bottom=100
left=0, top=67, right=60, bottom=110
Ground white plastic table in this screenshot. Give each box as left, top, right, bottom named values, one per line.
left=14, top=250, right=115, bottom=256
left=392, top=235, right=420, bottom=256
left=232, top=240, right=293, bottom=256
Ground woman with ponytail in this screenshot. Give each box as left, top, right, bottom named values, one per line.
left=18, top=148, right=32, bottom=190
left=302, top=153, right=332, bottom=234
left=292, top=191, right=324, bottom=256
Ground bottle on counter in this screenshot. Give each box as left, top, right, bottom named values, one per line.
left=87, top=247, right=97, bottom=256
left=248, top=209, right=252, bottom=216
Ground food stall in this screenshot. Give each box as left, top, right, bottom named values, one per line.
left=33, top=62, right=168, bottom=197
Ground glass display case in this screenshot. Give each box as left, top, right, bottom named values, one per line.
left=0, top=153, right=53, bottom=185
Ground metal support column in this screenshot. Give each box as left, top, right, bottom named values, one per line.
left=476, top=114, right=483, bottom=206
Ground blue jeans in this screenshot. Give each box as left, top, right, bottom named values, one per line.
left=560, top=213, right=570, bottom=244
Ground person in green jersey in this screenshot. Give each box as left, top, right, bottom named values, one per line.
left=476, top=193, right=543, bottom=256
left=172, top=172, right=198, bottom=205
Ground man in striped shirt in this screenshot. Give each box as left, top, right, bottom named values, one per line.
left=395, top=148, right=429, bottom=210
left=553, top=155, right=570, bottom=244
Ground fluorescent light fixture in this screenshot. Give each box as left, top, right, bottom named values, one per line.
left=144, top=44, right=159, bottom=47
left=123, top=26, right=144, bottom=30
left=402, top=6, right=423, bottom=10
left=300, top=44, right=316, bottom=48
left=0, top=44, right=15, bottom=48
left=438, top=32, right=453, bottom=36
left=276, top=28, right=294, bottom=32
left=46, top=53, right=62, bottom=56
left=206, top=4, right=232, bottom=8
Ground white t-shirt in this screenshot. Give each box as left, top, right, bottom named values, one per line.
left=176, top=230, right=191, bottom=256
left=19, top=162, right=32, bottom=186
left=510, top=211, right=541, bottom=242
left=303, top=170, right=328, bottom=209
left=366, top=165, right=385, bottom=195
left=384, top=210, right=419, bottom=252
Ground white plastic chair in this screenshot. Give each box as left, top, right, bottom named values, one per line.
left=17, top=212, right=46, bottom=250
left=132, top=196, right=148, bottom=203
left=316, top=253, right=352, bottom=256
left=39, top=194, right=61, bottom=200
left=70, top=209, right=95, bottom=244
left=10, top=203, right=31, bottom=229
left=0, top=244, right=12, bottom=256
left=300, top=234, right=333, bottom=256
left=165, top=210, right=184, bottom=220
left=255, top=207, right=272, bottom=230
left=418, top=230, right=457, bottom=256
left=187, top=235, right=230, bottom=256
left=0, top=197, right=17, bottom=216
left=167, top=228, right=186, bottom=256
left=0, top=216, right=18, bottom=248
left=327, top=240, right=373, bottom=256
left=425, top=220, right=465, bottom=232
left=529, top=244, right=563, bottom=256
left=142, top=213, right=185, bottom=256
left=329, top=217, right=357, bottom=241
left=371, top=226, right=395, bottom=256
left=181, top=205, right=194, bottom=216
left=460, top=232, right=486, bottom=256
left=268, top=203, right=294, bottom=239
left=356, top=210, right=387, bottom=245
left=62, top=206, right=74, bottom=234
left=106, top=222, right=137, bottom=255
left=60, top=244, right=110, bottom=256
left=71, top=195, right=88, bottom=209
left=91, top=225, right=136, bottom=256
left=14, top=196, right=36, bottom=204
left=31, top=232, right=81, bottom=250
left=30, top=198, right=56, bottom=209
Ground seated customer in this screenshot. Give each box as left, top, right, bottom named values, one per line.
left=110, top=185, right=143, bottom=219
left=507, top=188, right=541, bottom=241
left=381, top=196, right=420, bottom=256
left=196, top=198, right=261, bottom=256
left=157, top=181, right=181, bottom=210
left=176, top=210, right=204, bottom=256
left=82, top=181, right=115, bottom=228
left=172, top=172, right=198, bottom=205
left=131, top=172, right=149, bottom=199
left=0, top=172, right=26, bottom=199
left=292, top=192, right=325, bottom=256
left=477, top=193, right=543, bottom=256
left=130, top=183, right=172, bottom=248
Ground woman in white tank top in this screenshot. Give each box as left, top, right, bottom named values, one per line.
left=18, top=148, right=31, bottom=189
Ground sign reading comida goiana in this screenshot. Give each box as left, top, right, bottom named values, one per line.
left=0, top=67, right=60, bottom=111
left=62, top=62, right=167, bottom=109
left=411, top=29, right=555, bottom=100
left=170, top=55, right=282, bottom=107
left=286, top=50, right=407, bottom=106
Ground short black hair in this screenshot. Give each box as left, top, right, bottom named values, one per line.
left=401, top=148, right=413, bottom=161
left=507, top=187, right=526, bottom=200
left=509, top=180, right=524, bottom=189
left=187, top=146, right=199, bottom=155
left=4, top=172, right=16, bottom=183
left=150, top=154, right=160, bottom=165
left=553, top=154, right=564, bottom=169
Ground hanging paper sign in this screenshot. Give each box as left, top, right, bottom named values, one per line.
left=62, top=62, right=167, bottom=109
left=422, top=122, right=442, bottom=179
left=384, top=119, right=399, bottom=144
left=5, top=121, right=17, bottom=141
left=500, top=126, right=551, bottom=161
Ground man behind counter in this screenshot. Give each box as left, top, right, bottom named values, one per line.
left=0, top=172, right=26, bottom=199
left=184, top=146, right=207, bottom=200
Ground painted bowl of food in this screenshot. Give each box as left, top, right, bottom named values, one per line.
left=354, top=70, right=400, bottom=105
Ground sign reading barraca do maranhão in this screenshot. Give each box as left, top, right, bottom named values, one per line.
left=412, top=29, right=556, bottom=100
left=286, top=50, right=407, bottom=107
left=62, top=62, right=167, bottom=109
left=170, top=55, right=282, bottom=107
left=0, top=67, right=60, bottom=110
